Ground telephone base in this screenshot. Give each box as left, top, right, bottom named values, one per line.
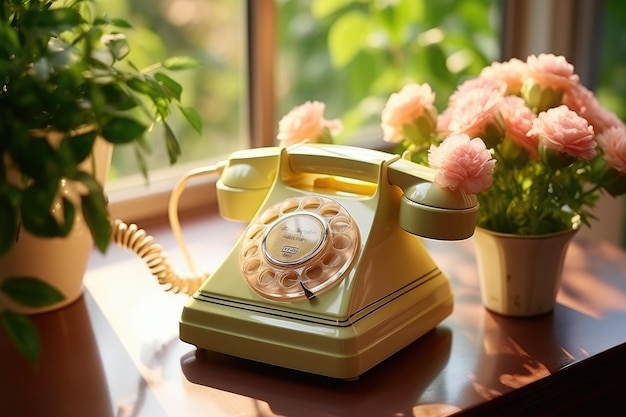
left=180, top=270, right=453, bottom=380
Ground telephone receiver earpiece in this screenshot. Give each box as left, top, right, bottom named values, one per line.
left=387, top=157, right=479, bottom=240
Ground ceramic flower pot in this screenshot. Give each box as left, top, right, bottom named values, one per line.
left=472, top=223, right=579, bottom=317
left=0, top=134, right=112, bottom=315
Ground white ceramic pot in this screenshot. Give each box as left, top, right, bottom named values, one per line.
left=0, top=134, right=112, bottom=314
left=472, top=224, right=579, bottom=317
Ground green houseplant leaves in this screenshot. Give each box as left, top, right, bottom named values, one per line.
left=0, top=0, right=202, bottom=364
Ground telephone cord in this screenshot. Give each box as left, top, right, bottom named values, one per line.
left=111, top=164, right=221, bottom=296
left=110, top=219, right=206, bottom=295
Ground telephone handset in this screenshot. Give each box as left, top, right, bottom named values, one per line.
left=113, top=142, right=478, bottom=380
left=214, top=143, right=477, bottom=240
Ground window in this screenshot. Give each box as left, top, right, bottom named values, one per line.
left=105, top=0, right=625, bottom=245
left=100, top=0, right=248, bottom=222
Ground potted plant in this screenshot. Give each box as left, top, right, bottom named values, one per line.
left=0, top=0, right=201, bottom=363
left=379, top=53, right=626, bottom=316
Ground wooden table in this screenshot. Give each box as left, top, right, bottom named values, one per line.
left=2, top=211, right=626, bottom=416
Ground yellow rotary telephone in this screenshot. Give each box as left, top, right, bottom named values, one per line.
left=112, top=142, right=478, bottom=380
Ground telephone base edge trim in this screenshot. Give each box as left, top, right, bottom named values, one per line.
left=179, top=273, right=453, bottom=379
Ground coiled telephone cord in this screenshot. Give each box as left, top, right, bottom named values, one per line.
left=110, top=165, right=220, bottom=296
left=110, top=219, right=206, bottom=295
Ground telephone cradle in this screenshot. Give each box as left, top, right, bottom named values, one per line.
left=171, top=142, right=479, bottom=380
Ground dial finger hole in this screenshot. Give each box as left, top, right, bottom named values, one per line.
left=318, top=202, right=341, bottom=218
left=257, top=268, right=276, bottom=286
left=278, top=271, right=300, bottom=288
left=241, top=241, right=260, bottom=258
left=279, top=198, right=301, bottom=215
left=303, top=264, right=324, bottom=281
left=332, top=233, right=352, bottom=251
left=300, top=196, right=324, bottom=211
left=322, top=251, right=342, bottom=267
left=242, top=258, right=262, bottom=275
left=329, top=215, right=352, bottom=233
left=259, top=207, right=280, bottom=225
left=245, top=223, right=266, bottom=240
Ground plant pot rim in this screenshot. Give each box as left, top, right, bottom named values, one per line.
left=476, top=216, right=581, bottom=240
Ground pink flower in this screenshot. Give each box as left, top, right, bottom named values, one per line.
left=381, top=83, right=437, bottom=144
left=428, top=133, right=496, bottom=194
left=521, top=54, right=579, bottom=112
left=596, top=124, right=626, bottom=174
left=446, top=87, right=505, bottom=147
left=499, top=95, right=539, bottom=159
left=524, top=53, right=579, bottom=90
left=479, top=57, right=528, bottom=95
left=527, top=105, right=597, bottom=160
left=277, top=101, right=343, bottom=147
left=564, top=84, right=623, bottom=134
left=448, top=77, right=506, bottom=106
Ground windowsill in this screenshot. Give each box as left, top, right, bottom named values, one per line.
left=106, top=161, right=221, bottom=226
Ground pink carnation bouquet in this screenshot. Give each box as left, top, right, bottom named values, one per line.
left=381, top=53, right=626, bottom=235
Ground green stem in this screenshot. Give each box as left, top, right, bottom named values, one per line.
left=582, top=183, right=603, bottom=198
left=140, top=62, right=164, bottom=74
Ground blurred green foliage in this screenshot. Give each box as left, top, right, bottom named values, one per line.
left=597, top=0, right=626, bottom=244
left=597, top=0, right=626, bottom=122
left=96, top=0, right=244, bottom=178
left=276, top=0, right=501, bottom=142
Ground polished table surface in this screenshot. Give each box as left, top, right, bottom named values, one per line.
left=2, top=211, right=626, bottom=417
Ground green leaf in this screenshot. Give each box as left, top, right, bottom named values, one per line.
left=20, top=184, right=68, bottom=237
left=23, top=8, right=84, bottom=33
left=327, top=12, right=373, bottom=68
left=164, top=122, right=181, bottom=164
left=1, top=277, right=65, bottom=307
left=152, top=96, right=172, bottom=121
left=178, top=105, right=203, bottom=134
left=57, top=197, right=75, bottom=236
left=110, top=18, right=134, bottom=29
left=76, top=173, right=111, bottom=253
left=101, top=84, right=138, bottom=111
left=312, top=0, right=355, bottom=18
left=155, top=72, right=182, bottom=101
left=60, top=130, right=97, bottom=166
left=126, top=76, right=168, bottom=100
left=0, top=23, right=20, bottom=52
left=9, top=134, right=58, bottom=182
left=81, top=194, right=111, bottom=253
left=133, top=144, right=149, bottom=179
left=101, top=117, right=147, bottom=144
left=161, top=56, right=201, bottom=71
left=1, top=311, right=40, bottom=365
